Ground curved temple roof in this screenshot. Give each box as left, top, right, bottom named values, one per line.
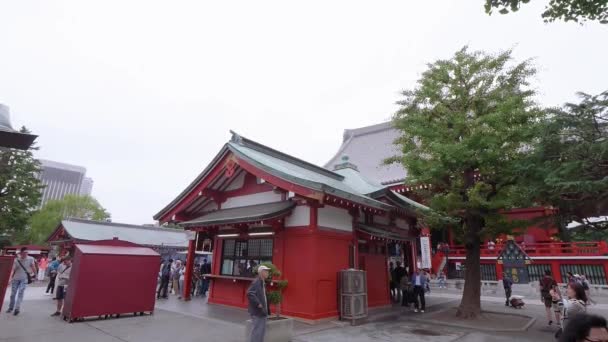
left=154, top=131, right=426, bottom=222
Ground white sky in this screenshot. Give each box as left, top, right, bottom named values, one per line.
left=1, top=1, right=606, bottom=224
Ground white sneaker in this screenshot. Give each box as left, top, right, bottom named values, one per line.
left=414, top=309, right=418, bottom=313
left=421, top=310, right=425, bottom=313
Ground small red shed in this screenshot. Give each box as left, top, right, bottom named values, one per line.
left=0, top=255, right=15, bottom=312
left=62, top=240, right=160, bottom=322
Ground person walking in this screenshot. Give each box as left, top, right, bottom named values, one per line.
left=437, top=270, right=447, bottom=289
left=178, top=264, right=186, bottom=299
left=51, top=257, right=72, bottom=317
left=6, top=247, right=36, bottom=316
left=38, top=256, right=48, bottom=281
left=411, top=269, right=427, bottom=313
left=247, top=265, right=270, bottom=342
left=391, top=261, right=406, bottom=303
left=171, top=260, right=182, bottom=295
left=157, top=259, right=172, bottom=299
left=503, top=273, right=513, bottom=306
left=46, top=257, right=60, bottom=295
left=400, top=272, right=412, bottom=307
left=540, top=270, right=557, bottom=325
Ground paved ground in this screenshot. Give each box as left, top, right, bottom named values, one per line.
left=2, top=284, right=608, bottom=341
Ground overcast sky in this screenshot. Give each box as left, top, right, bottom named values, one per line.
left=1, top=1, right=606, bottom=224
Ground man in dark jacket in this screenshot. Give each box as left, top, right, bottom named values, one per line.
left=503, top=273, right=513, bottom=306
left=199, top=259, right=211, bottom=297
left=157, top=259, right=172, bottom=299
left=247, top=265, right=270, bottom=342
left=391, top=261, right=406, bottom=302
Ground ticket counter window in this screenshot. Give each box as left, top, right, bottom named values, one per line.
left=220, top=239, right=273, bottom=277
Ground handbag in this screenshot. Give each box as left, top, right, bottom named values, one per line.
left=16, top=259, right=32, bottom=284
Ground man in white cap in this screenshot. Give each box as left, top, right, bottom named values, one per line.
left=247, top=265, right=270, bottom=342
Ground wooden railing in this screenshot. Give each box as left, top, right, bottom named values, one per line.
left=446, top=241, right=608, bottom=257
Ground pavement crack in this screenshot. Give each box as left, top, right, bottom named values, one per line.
left=84, top=322, right=130, bottom=342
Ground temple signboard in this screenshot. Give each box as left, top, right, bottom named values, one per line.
left=497, top=239, right=532, bottom=284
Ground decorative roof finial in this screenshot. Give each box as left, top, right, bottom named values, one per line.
left=333, top=154, right=358, bottom=171
left=229, top=130, right=243, bottom=145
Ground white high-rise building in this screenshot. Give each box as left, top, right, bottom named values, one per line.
left=37, top=159, right=91, bottom=207
left=80, top=177, right=94, bottom=196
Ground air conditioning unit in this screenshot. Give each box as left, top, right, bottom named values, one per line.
left=341, top=294, right=368, bottom=320
left=340, top=269, right=367, bottom=294
left=339, top=269, right=368, bottom=324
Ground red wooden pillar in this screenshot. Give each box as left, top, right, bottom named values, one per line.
left=209, top=234, right=223, bottom=299
left=411, top=240, right=418, bottom=273
left=183, top=236, right=196, bottom=301
left=496, top=262, right=504, bottom=280
left=551, top=261, right=562, bottom=283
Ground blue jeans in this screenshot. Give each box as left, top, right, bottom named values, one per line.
left=8, top=279, right=27, bottom=311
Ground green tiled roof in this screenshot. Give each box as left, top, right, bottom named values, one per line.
left=180, top=201, right=296, bottom=227
left=227, top=137, right=393, bottom=210
left=155, top=131, right=428, bottom=220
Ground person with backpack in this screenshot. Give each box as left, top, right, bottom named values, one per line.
left=157, top=259, right=172, bottom=299
left=540, top=270, right=558, bottom=325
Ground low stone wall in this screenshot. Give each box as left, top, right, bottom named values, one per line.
left=431, top=279, right=608, bottom=298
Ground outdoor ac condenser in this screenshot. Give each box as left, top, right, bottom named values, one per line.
left=339, top=269, right=368, bottom=324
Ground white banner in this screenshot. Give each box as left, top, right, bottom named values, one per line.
left=420, top=236, right=432, bottom=269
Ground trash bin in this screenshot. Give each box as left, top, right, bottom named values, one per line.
left=62, top=241, right=160, bottom=322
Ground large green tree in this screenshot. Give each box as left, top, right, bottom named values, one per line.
left=389, top=47, right=543, bottom=318
left=523, top=91, right=608, bottom=238
left=485, top=0, right=608, bottom=23
left=25, top=194, right=110, bottom=244
left=0, top=127, right=43, bottom=244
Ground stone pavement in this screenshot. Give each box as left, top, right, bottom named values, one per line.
left=2, top=285, right=608, bottom=342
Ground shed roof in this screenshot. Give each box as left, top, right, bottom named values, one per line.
left=76, top=244, right=160, bottom=256
left=50, top=219, right=188, bottom=248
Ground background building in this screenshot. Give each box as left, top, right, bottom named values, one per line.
left=37, top=159, right=92, bottom=207
left=79, top=177, right=94, bottom=196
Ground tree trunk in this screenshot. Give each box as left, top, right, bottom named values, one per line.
left=456, top=214, right=482, bottom=319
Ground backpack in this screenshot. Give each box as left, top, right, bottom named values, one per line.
left=161, top=263, right=171, bottom=277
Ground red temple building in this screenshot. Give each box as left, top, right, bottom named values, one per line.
left=155, top=132, right=428, bottom=321
left=325, top=122, right=608, bottom=285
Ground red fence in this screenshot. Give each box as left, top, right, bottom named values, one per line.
left=447, top=241, right=608, bottom=258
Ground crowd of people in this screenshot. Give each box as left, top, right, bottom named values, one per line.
left=388, top=261, right=432, bottom=313
left=4, top=247, right=72, bottom=318
left=156, top=258, right=211, bottom=300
